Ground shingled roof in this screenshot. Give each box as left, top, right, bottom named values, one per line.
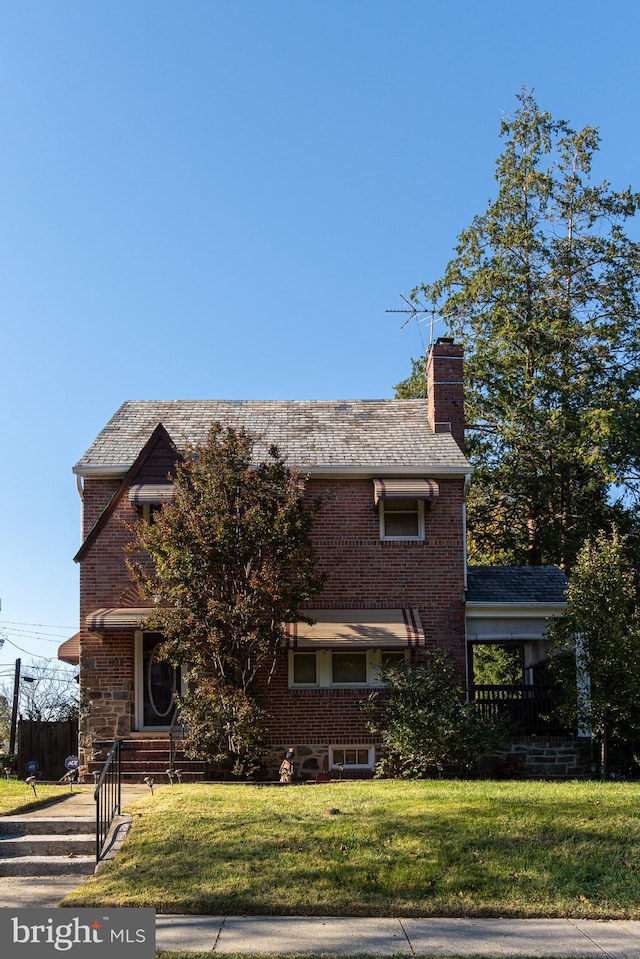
left=466, top=566, right=568, bottom=605
left=73, top=399, right=471, bottom=477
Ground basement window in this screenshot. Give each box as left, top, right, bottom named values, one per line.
left=330, top=746, right=375, bottom=771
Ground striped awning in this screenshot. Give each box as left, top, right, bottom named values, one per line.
left=58, top=632, right=80, bottom=665
left=129, top=484, right=175, bottom=507
left=373, top=479, right=439, bottom=505
left=286, top=609, right=424, bottom=648
left=87, top=607, right=154, bottom=631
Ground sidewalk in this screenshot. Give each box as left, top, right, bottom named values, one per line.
left=2, top=788, right=640, bottom=955
left=155, top=915, right=640, bottom=956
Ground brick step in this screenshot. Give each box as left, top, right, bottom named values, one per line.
left=120, top=772, right=203, bottom=784
left=87, top=764, right=205, bottom=785
left=115, top=750, right=198, bottom=763
left=89, top=737, right=208, bottom=784
left=88, top=759, right=206, bottom=773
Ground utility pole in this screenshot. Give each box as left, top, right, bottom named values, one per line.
left=9, top=658, right=21, bottom=756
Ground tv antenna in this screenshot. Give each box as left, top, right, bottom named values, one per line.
left=386, top=294, right=439, bottom=347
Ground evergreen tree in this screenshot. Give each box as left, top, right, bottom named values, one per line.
left=128, top=424, right=324, bottom=776
left=548, top=531, right=640, bottom=776
left=398, top=89, right=640, bottom=570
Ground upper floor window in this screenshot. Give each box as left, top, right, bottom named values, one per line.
left=129, top=484, right=174, bottom=525
left=379, top=498, right=425, bottom=541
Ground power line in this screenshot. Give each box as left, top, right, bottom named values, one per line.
left=0, top=629, right=73, bottom=643
left=0, top=637, right=57, bottom=659
left=0, top=620, right=76, bottom=630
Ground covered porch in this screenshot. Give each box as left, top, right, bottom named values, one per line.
left=465, top=566, right=569, bottom=735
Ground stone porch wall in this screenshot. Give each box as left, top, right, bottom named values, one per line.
left=491, top=736, right=593, bottom=780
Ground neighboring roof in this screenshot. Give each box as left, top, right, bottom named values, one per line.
left=466, top=566, right=568, bottom=605
left=58, top=632, right=80, bottom=665
left=73, top=399, right=471, bottom=477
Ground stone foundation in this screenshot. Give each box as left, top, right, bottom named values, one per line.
left=491, top=736, right=593, bottom=780
left=266, top=744, right=330, bottom=780
left=265, top=743, right=375, bottom=781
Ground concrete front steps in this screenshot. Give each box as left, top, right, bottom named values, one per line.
left=87, top=738, right=207, bottom=785
left=0, top=817, right=96, bottom=877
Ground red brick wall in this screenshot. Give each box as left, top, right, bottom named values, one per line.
left=264, top=476, right=466, bottom=745
left=77, top=470, right=466, bottom=762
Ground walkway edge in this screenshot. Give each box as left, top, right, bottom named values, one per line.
left=155, top=915, right=640, bottom=957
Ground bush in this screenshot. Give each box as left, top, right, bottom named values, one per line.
left=363, top=651, right=505, bottom=778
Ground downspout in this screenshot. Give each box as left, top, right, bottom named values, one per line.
left=76, top=474, right=84, bottom=543
left=463, top=473, right=471, bottom=692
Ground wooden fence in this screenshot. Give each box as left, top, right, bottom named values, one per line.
left=17, top=719, right=79, bottom=781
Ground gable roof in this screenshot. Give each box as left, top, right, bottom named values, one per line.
left=73, top=399, right=471, bottom=478
left=74, top=423, right=178, bottom=563
left=466, top=566, right=568, bottom=606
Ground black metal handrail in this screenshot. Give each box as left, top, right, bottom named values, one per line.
left=94, top=738, right=122, bottom=862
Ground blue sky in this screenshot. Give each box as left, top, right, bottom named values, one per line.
left=1, top=0, right=639, bottom=669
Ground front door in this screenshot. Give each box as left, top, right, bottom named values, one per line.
left=135, top=632, right=181, bottom=730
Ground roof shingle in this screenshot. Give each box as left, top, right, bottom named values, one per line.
left=74, top=399, right=471, bottom=476
left=466, top=566, right=568, bottom=605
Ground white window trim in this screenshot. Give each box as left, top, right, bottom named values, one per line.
left=288, top=648, right=408, bottom=689
left=330, top=745, right=375, bottom=771
left=379, top=499, right=425, bottom=541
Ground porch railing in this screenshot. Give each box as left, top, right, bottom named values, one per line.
left=470, top=684, right=567, bottom=734
left=94, top=738, right=122, bottom=862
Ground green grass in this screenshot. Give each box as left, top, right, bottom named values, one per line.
left=0, top=779, right=77, bottom=815
left=61, top=780, right=640, bottom=918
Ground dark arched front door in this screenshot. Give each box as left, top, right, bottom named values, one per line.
left=140, top=632, right=180, bottom=729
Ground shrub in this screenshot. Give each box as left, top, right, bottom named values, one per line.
left=363, top=651, right=505, bottom=778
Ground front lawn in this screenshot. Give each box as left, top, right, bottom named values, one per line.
left=62, top=779, right=640, bottom=918
left=0, top=779, right=74, bottom=815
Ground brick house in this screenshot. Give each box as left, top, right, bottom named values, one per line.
left=60, top=338, right=569, bottom=780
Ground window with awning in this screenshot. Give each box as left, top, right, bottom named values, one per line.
left=372, top=479, right=439, bottom=505
left=129, top=484, right=175, bottom=507
left=285, top=609, right=424, bottom=648
left=58, top=632, right=80, bottom=665
left=373, top=480, right=438, bottom=541
left=86, top=607, right=154, bottom=631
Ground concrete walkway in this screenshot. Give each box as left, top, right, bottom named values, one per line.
left=156, top=915, right=640, bottom=956
left=2, top=786, right=640, bottom=955
left=0, top=782, right=148, bottom=907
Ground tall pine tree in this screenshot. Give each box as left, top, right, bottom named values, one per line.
left=398, top=89, right=640, bottom=570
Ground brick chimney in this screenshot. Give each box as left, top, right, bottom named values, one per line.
left=426, top=337, right=465, bottom=453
